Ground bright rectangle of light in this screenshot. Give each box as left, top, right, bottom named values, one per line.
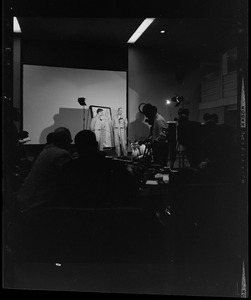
left=13, top=17, right=21, bottom=33
left=127, top=18, right=155, bottom=44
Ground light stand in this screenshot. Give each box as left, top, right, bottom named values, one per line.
left=78, top=97, right=87, bottom=129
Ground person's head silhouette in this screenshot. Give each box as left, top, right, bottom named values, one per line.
left=46, top=132, right=54, bottom=145
left=74, top=130, right=98, bottom=156
left=52, top=127, right=72, bottom=149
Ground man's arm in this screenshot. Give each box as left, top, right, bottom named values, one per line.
left=90, top=118, right=95, bottom=131
left=156, top=119, right=168, bottom=142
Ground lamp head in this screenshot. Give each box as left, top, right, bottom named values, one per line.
left=78, top=97, right=87, bottom=106
left=171, top=96, right=184, bottom=107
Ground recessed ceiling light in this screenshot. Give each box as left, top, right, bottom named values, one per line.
left=13, top=17, right=21, bottom=33
left=127, top=18, right=155, bottom=44
left=160, top=30, right=165, bottom=34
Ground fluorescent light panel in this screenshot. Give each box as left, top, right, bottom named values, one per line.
left=127, top=18, right=155, bottom=44
left=13, top=17, right=21, bottom=33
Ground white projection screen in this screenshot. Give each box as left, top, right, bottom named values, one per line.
left=23, top=65, right=127, bottom=145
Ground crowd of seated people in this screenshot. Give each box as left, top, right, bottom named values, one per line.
left=11, top=130, right=33, bottom=191
left=16, top=127, right=141, bottom=218
left=54, top=129, right=140, bottom=209
left=12, top=115, right=241, bottom=267
left=15, top=109, right=240, bottom=217
left=12, top=128, right=165, bottom=265
left=199, top=112, right=239, bottom=183
left=16, top=108, right=239, bottom=212
left=17, top=127, right=73, bottom=214
left=31, top=131, right=55, bottom=163
left=176, top=108, right=204, bottom=169
left=175, top=109, right=239, bottom=184
left=7, top=108, right=34, bottom=193
left=10, top=127, right=55, bottom=194
left=166, top=112, right=242, bottom=263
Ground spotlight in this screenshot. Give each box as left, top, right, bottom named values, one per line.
left=171, top=96, right=178, bottom=102
left=78, top=97, right=87, bottom=106
left=171, top=96, right=184, bottom=107
left=166, top=99, right=171, bottom=105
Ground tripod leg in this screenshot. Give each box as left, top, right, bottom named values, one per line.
left=176, top=142, right=181, bottom=169
left=142, top=142, right=152, bottom=163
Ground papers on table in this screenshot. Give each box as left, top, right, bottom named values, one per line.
left=145, top=180, right=159, bottom=185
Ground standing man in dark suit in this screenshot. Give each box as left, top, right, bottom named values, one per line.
left=142, top=103, right=169, bottom=166
left=177, top=108, right=203, bottom=169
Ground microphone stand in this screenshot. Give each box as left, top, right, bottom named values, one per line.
left=77, top=98, right=87, bottom=130
left=82, top=106, right=86, bottom=129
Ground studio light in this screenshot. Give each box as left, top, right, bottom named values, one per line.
left=78, top=98, right=87, bottom=129
left=78, top=97, right=87, bottom=106
left=127, top=18, right=155, bottom=44
left=171, top=96, right=184, bottom=107
left=13, top=17, right=21, bottom=33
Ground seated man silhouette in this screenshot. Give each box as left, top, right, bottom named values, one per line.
left=16, top=130, right=33, bottom=173
left=59, top=130, right=139, bottom=208
left=17, top=127, right=73, bottom=213
left=200, top=114, right=239, bottom=183
left=177, top=108, right=204, bottom=169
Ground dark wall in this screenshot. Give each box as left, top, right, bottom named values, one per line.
left=128, top=47, right=201, bottom=142
left=21, top=39, right=128, bottom=71
left=13, top=36, right=21, bottom=132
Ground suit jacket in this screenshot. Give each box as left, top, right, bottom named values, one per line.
left=112, top=115, right=128, bottom=129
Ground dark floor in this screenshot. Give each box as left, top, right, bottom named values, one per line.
left=3, top=162, right=248, bottom=297
left=11, top=262, right=241, bottom=296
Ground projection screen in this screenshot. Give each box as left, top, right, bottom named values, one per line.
left=23, top=65, right=127, bottom=145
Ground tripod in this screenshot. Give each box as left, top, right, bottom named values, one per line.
left=176, top=141, right=186, bottom=169
left=142, top=139, right=153, bottom=163
left=82, top=107, right=86, bottom=129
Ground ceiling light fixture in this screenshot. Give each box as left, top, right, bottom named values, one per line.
left=160, top=30, right=165, bottom=34
left=127, top=18, right=155, bottom=44
left=13, top=17, right=21, bottom=33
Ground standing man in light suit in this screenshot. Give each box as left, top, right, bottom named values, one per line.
left=90, top=108, right=105, bottom=151
left=112, top=107, right=128, bottom=157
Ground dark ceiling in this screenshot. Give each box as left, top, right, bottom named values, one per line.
left=17, top=18, right=145, bottom=47
left=11, top=0, right=248, bottom=63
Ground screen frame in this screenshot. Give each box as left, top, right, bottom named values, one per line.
left=89, top=105, right=112, bottom=119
